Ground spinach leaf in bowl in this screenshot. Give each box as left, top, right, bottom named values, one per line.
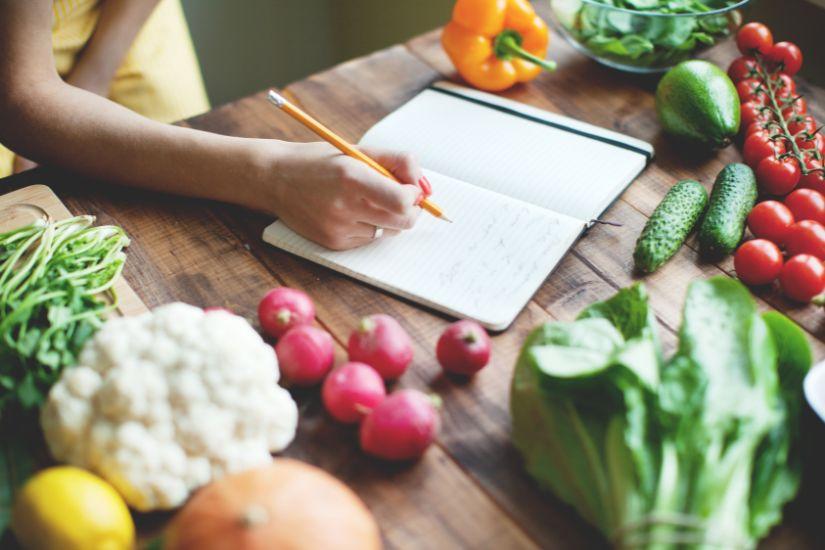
left=558, top=0, right=741, bottom=70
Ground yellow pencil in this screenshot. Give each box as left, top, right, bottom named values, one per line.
left=267, top=90, right=451, bottom=223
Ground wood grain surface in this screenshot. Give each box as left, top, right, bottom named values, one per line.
left=1, top=3, right=823, bottom=547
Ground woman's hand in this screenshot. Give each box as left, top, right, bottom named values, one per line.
left=263, top=142, right=425, bottom=250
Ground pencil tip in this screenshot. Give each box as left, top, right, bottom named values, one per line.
left=440, top=215, right=454, bottom=223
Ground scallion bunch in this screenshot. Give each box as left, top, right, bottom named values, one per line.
left=0, top=215, right=129, bottom=415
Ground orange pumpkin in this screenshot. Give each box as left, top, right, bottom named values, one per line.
left=164, top=460, right=382, bottom=550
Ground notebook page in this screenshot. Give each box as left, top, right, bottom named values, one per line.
left=360, top=84, right=652, bottom=221
left=263, top=171, right=584, bottom=330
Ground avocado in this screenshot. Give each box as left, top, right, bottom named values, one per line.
left=634, top=179, right=708, bottom=273
left=698, top=163, right=758, bottom=258
left=656, top=60, right=741, bottom=150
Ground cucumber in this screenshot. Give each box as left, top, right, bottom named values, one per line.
left=698, top=163, right=758, bottom=257
left=634, top=179, right=708, bottom=273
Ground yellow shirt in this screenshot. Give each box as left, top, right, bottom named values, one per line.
left=0, top=0, right=210, bottom=177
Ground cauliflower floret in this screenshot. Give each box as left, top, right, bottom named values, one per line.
left=41, top=303, right=299, bottom=512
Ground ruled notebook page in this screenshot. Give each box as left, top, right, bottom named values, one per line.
left=263, top=171, right=583, bottom=330
left=360, top=84, right=652, bottom=221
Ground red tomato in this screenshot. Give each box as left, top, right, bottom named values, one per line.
left=767, top=41, right=804, bottom=76
left=773, top=73, right=797, bottom=98
left=782, top=97, right=808, bottom=119
left=746, top=121, right=776, bottom=137
left=785, top=188, right=825, bottom=224
left=747, top=200, right=795, bottom=244
left=780, top=254, right=825, bottom=302
left=728, top=56, right=759, bottom=82
left=757, top=156, right=801, bottom=196
left=788, top=114, right=818, bottom=137
left=796, top=133, right=824, bottom=154
left=736, top=22, right=774, bottom=55
left=785, top=220, right=825, bottom=259
left=734, top=239, right=784, bottom=285
left=743, top=132, right=785, bottom=168
left=741, top=101, right=772, bottom=128
left=799, top=159, right=825, bottom=195
left=736, top=78, right=769, bottom=104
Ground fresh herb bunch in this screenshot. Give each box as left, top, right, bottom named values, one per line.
left=512, top=277, right=810, bottom=549
left=0, top=215, right=129, bottom=415
left=555, top=0, right=742, bottom=69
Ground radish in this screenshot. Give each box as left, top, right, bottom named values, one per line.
left=436, top=320, right=491, bottom=375
left=322, top=362, right=386, bottom=424
left=258, top=288, right=315, bottom=339
left=347, top=314, right=413, bottom=380
left=275, top=325, right=334, bottom=386
left=359, top=389, right=439, bottom=461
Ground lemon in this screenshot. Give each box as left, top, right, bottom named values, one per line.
left=11, top=466, right=135, bottom=550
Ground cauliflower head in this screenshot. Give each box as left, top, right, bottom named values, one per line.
left=41, top=303, right=299, bottom=512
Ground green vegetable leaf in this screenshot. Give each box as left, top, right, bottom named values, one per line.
left=763, top=311, right=813, bottom=390
left=511, top=277, right=809, bottom=548
left=0, top=217, right=128, bottom=416
left=747, top=312, right=811, bottom=537
left=0, top=415, right=40, bottom=539
left=528, top=319, right=623, bottom=379
left=578, top=284, right=655, bottom=343
left=674, top=277, right=779, bottom=427
left=512, top=284, right=661, bottom=534
left=560, top=0, right=739, bottom=68
left=625, top=0, right=664, bottom=9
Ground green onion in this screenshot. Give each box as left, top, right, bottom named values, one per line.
left=0, top=215, right=130, bottom=416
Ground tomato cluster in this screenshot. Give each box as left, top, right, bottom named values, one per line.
left=735, top=189, right=825, bottom=301
left=729, top=23, right=825, bottom=303
left=729, top=23, right=824, bottom=197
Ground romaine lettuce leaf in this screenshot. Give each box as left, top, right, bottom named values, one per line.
left=511, top=277, right=810, bottom=548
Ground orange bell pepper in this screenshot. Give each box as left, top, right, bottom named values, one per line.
left=441, top=0, right=556, bottom=92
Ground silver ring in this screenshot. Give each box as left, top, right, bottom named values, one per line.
left=372, top=226, right=384, bottom=240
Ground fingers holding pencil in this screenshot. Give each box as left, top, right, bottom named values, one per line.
left=358, top=146, right=429, bottom=205
left=267, top=89, right=450, bottom=223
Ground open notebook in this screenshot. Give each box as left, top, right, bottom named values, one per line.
left=264, top=82, right=653, bottom=330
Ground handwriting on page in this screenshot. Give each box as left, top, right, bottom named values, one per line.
left=263, top=171, right=583, bottom=327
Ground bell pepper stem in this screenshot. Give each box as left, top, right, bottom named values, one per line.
left=494, top=30, right=557, bottom=72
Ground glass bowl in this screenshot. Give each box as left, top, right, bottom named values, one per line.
left=547, top=0, right=750, bottom=73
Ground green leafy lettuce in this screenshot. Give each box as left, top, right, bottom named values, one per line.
left=554, top=0, right=741, bottom=70
left=511, top=277, right=810, bottom=548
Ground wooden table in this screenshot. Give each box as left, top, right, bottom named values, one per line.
left=3, top=6, right=824, bottom=548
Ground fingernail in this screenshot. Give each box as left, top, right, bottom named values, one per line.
left=417, top=176, right=433, bottom=197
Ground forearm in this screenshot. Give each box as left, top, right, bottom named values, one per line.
left=66, top=0, right=161, bottom=93
left=1, top=79, right=272, bottom=209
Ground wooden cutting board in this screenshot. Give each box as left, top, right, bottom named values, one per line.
left=0, top=184, right=147, bottom=316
